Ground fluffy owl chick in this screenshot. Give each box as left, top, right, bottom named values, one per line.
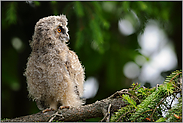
left=24, top=15, right=85, bottom=111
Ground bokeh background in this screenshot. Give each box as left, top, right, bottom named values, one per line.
left=1, top=1, right=182, bottom=121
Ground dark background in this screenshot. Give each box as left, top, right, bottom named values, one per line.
left=1, top=1, right=182, bottom=121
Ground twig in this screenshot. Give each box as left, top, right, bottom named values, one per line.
left=106, top=104, right=112, bottom=122
left=119, top=91, right=141, bottom=103
left=169, top=72, right=182, bottom=83
left=100, top=104, right=112, bottom=122
left=150, top=95, right=167, bottom=121
left=169, top=94, right=176, bottom=109
left=132, top=83, right=138, bottom=90
left=48, top=111, right=63, bottom=122
left=109, top=89, right=129, bottom=99
left=48, top=111, right=58, bottom=122
left=172, top=83, right=181, bottom=91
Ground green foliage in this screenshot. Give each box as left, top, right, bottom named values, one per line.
left=34, top=1, right=40, bottom=6
left=1, top=118, right=9, bottom=121
left=156, top=117, right=166, bottom=122
left=156, top=98, right=182, bottom=122
left=73, top=2, right=109, bottom=53
left=166, top=98, right=182, bottom=122
left=110, top=104, right=135, bottom=122
left=122, top=95, right=137, bottom=108
left=110, top=70, right=182, bottom=122
left=6, top=2, right=17, bottom=25
left=74, top=2, right=84, bottom=17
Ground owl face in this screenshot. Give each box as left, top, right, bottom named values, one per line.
left=31, top=15, right=70, bottom=51
left=53, top=16, right=70, bottom=42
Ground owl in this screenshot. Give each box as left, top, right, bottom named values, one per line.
left=24, top=15, right=85, bottom=111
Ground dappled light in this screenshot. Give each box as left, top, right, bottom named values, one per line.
left=83, top=77, right=99, bottom=99
left=11, top=37, right=24, bottom=52
left=118, top=19, right=134, bottom=36
left=123, top=61, right=140, bottom=79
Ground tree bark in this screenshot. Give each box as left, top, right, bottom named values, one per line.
left=2, top=90, right=128, bottom=122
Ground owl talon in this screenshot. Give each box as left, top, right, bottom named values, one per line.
left=59, top=106, right=70, bottom=110
left=42, top=108, right=54, bottom=113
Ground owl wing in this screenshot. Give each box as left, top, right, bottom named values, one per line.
left=64, top=50, right=84, bottom=98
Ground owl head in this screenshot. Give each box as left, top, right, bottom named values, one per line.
left=30, top=15, right=70, bottom=52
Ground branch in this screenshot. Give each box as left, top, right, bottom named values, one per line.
left=2, top=89, right=128, bottom=122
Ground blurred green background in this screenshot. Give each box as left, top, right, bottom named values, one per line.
left=1, top=1, right=182, bottom=121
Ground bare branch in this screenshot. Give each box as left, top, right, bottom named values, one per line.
left=2, top=89, right=128, bottom=122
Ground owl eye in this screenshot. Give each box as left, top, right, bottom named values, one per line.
left=57, top=28, right=62, bottom=33
left=57, top=26, right=65, bottom=34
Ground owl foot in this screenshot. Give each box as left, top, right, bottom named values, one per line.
left=42, top=108, right=55, bottom=113
left=59, top=105, right=70, bottom=110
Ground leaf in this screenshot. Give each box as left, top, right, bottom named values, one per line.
left=122, top=94, right=137, bottom=108
left=163, top=82, right=174, bottom=95
left=156, top=117, right=166, bottom=122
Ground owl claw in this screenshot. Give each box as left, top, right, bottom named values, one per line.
left=42, top=108, right=54, bottom=113
left=59, top=105, right=70, bottom=110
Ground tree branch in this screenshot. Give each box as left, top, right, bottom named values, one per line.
left=2, top=89, right=128, bottom=122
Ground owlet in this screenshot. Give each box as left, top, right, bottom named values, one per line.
left=24, top=15, right=85, bottom=111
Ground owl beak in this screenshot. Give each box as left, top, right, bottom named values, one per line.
left=65, top=34, right=70, bottom=41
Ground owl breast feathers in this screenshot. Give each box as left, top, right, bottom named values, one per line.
left=24, top=15, right=85, bottom=110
